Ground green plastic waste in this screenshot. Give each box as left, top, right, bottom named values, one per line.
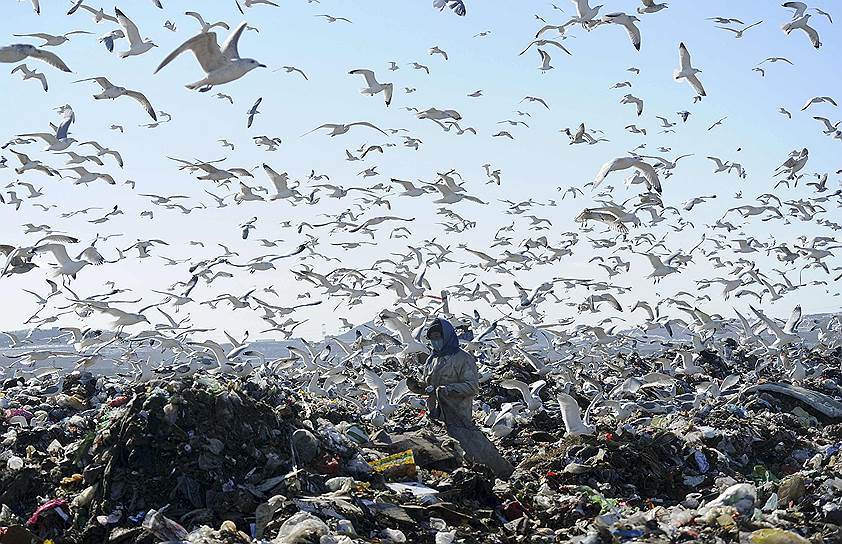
left=749, top=528, right=810, bottom=544
left=752, top=464, right=780, bottom=483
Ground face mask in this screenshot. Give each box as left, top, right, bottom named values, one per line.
left=431, top=338, right=445, bottom=352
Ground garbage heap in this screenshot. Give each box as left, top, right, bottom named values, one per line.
left=1, top=350, right=841, bottom=544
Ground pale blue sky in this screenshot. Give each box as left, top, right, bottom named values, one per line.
left=1, top=0, right=840, bottom=338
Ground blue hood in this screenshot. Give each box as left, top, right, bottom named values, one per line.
left=430, top=317, right=461, bottom=357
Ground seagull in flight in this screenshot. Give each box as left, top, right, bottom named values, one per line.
left=276, top=65, right=308, bottom=80
left=674, top=42, right=706, bottom=97
left=707, top=16, right=744, bottom=25
left=707, top=116, right=727, bottom=131
left=246, top=97, right=262, bottom=128
left=98, top=29, right=126, bottom=53
left=12, top=31, right=92, bottom=47
left=601, top=12, right=642, bottom=51
left=521, top=96, right=550, bottom=109
left=716, top=20, right=763, bottom=38
left=594, top=156, right=661, bottom=193
left=263, top=164, right=301, bottom=200
left=0, top=44, right=71, bottom=72
left=303, top=121, right=389, bottom=137
left=782, top=14, right=822, bottom=49
left=409, top=62, right=430, bottom=74
left=500, top=379, right=546, bottom=410
left=519, top=39, right=571, bottom=56
left=537, top=49, right=553, bottom=71
left=11, top=64, right=48, bottom=91
left=316, top=14, right=352, bottom=23
left=349, top=69, right=393, bottom=106
left=749, top=304, right=802, bottom=348
left=185, top=11, right=230, bottom=33
left=75, top=77, right=157, bottom=120
left=556, top=393, right=595, bottom=436
left=801, top=96, right=837, bottom=111
left=759, top=56, right=794, bottom=65
left=621, top=93, right=644, bottom=115
left=429, top=46, right=448, bottom=60
left=637, top=0, right=667, bottom=14
left=35, top=243, right=105, bottom=281
left=570, top=0, right=603, bottom=27
left=434, top=0, right=466, bottom=17
left=115, top=8, right=157, bottom=58
left=782, top=1, right=808, bottom=19
left=8, top=149, right=57, bottom=176
left=155, top=21, right=266, bottom=91
left=811, top=7, right=832, bottom=23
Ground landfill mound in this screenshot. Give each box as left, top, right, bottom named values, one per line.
left=2, top=349, right=842, bottom=544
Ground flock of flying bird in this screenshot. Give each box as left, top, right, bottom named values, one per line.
left=1, top=0, right=841, bottom=437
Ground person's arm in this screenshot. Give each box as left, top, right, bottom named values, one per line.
left=441, top=352, right=479, bottom=398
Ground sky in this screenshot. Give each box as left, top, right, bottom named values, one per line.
left=0, top=0, right=840, bottom=339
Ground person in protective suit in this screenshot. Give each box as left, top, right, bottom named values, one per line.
left=408, top=317, right=514, bottom=479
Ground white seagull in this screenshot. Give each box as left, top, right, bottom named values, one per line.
left=801, top=96, right=837, bottom=111
left=12, top=31, right=92, bottom=47
left=537, top=48, right=553, bottom=71
left=263, top=164, right=300, bottom=200
left=594, top=156, right=661, bottom=193
left=557, top=393, right=596, bottom=436
left=0, top=44, right=71, bottom=71
left=115, top=7, right=157, bottom=58
left=155, top=21, right=266, bottom=91
left=75, top=77, right=157, bottom=120
left=36, top=243, right=105, bottom=280
left=674, top=42, right=706, bottom=97
left=303, top=121, right=388, bottom=137
left=781, top=14, right=821, bottom=49
left=11, top=64, right=48, bottom=91
left=570, top=0, right=603, bottom=27
left=348, top=69, right=393, bottom=106
left=500, top=379, right=546, bottom=411
left=185, top=11, right=230, bottom=33
left=602, top=13, right=642, bottom=51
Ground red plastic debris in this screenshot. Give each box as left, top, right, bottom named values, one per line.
left=501, top=499, right=525, bottom=521
left=314, top=454, right=340, bottom=476
left=26, top=498, right=69, bottom=527
left=5, top=408, right=33, bottom=421
left=109, top=396, right=129, bottom=408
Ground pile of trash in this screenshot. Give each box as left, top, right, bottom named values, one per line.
left=2, top=347, right=842, bottom=543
